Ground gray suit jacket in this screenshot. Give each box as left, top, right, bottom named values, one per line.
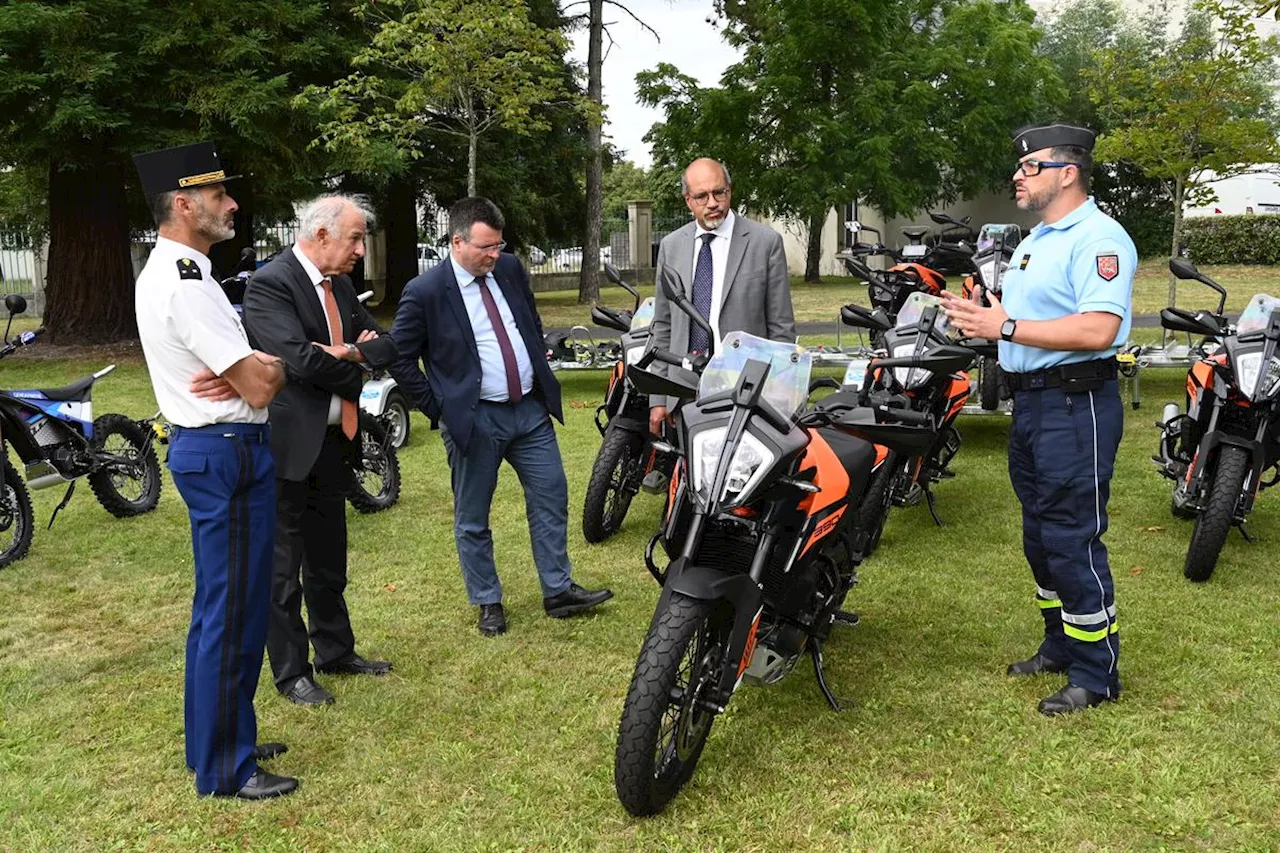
left=648, top=213, right=796, bottom=408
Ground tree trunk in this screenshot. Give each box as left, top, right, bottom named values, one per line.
left=805, top=208, right=825, bottom=283
left=577, top=0, right=604, bottom=305
left=467, top=128, right=478, bottom=197
left=383, top=175, right=419, bottom=307
left=42, top=156, right=137, bottom=344
left=1169, top=174, right=1186, bottom=309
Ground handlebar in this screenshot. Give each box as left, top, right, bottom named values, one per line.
left=0, top=326, right=45, bottom=358
left=876, top=405, right=930, bottom=426
left=637, top=348, right=687, bottom=369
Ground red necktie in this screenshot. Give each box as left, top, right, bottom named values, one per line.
left=321, top=279, right=358, bottom=439
left=475, top=277, right=523, bottom=403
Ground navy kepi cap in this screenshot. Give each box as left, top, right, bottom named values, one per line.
left=132, top=141, right=240, bottom=196
left=1012, top=123, right=1096, bottom=156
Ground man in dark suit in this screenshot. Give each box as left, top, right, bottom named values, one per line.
left=648, top=157, right=797, bottom=435
left=243, top=194, right=399, bottom=705
left=389, top=197, right=612, bottom=637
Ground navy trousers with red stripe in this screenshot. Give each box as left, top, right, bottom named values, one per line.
left=1008, top=381, right=1123, bottom=697
left=168, top=425, right=276, bottom=795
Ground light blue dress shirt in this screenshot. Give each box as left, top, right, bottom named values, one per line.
left=998, top=197, right=1137, bottom=373
left=450, top=256, right=535, bottom=402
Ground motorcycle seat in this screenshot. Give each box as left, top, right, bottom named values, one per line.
left=816, top=427, right=876, bottom=502
left=36, top=374, right=96, bottom=402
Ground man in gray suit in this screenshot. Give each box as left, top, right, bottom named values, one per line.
left=647, top=157, right=797, bottom=435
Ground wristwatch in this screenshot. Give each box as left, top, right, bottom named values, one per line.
left=1000, top=319, right=1018, bottom=342
left=343, top=342, right=358, bottom=359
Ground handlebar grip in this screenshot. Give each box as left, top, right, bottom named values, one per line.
left=877, top=405, right=930, bottom=426
left=647, top=348, right=686, bottom=367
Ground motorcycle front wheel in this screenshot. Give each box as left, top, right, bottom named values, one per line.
left=348, top=413, right=401, bottom=514
left=0, top=456, right=34, bottom=568
left=582, top=426, right=645, bottom=543
left=978, top=356, right=1002, bottom=411
left=1184, top=444, right=1250, bottom=582
left=615, top=593, right=730, bottom=817
left=88, top=414, right=162, bottom=517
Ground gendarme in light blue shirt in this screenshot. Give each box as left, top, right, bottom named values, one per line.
left=998, top=197, right=1136, bottom=373
left=450, top=255, right=535, bottom=402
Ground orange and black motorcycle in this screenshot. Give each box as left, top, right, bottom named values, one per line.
left=613, top=273, right=973, bottom=816
left=1153, top=258, right=1280, bottom=581
left=838, top=224, right=948, bottom=348
left=838, top=292, right=974, bottom=525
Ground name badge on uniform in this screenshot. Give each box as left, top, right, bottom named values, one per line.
left=1096, top=254, right=1119, bottom=281
left=1019, top=254, right=1031, bottom=270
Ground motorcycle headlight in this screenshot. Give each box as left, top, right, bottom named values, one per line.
left=624, top=344, right=644, bottom=366
left=891, top=343, right=929, bottom=389
left=1236, top=352, right=1280, bottom=400
left=690, top=427, right=775, bottom=508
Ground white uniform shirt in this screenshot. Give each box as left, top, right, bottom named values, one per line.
left=292, top=244, right=343, bottom=425
left=690, top=209, right=735, bottom=346
left=135, top=236, right=267, bottom=427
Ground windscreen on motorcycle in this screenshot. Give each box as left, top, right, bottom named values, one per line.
left=976, top=223, right=1021, bottom=253
left=1236, top=293, right=1280, bottom=337
left=1232, top=293, right=1280, bottom=401
left=972, top=224, right=1021, bottom=296
left=697, top=332, right=813, bottom=424
left=630, top=297, right=656, bottom=332
left=890, top=292, right=951, bottom=388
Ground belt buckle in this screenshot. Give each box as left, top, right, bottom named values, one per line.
left=1029, top=374, right=1046, bottom=390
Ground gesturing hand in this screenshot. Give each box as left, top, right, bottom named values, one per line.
left=942, top=287, right=1008, bottom=341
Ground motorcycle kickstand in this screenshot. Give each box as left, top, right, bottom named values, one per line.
left=1237, top=522, right=1256, bottom=543
left=809, top=639, right=846, bottom=712
left=48, top=480, right=76, bottom=530
left=924, top=484, right=945, bottom=527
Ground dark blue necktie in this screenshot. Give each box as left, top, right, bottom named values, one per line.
left=689, top=233, right=715, bottom=354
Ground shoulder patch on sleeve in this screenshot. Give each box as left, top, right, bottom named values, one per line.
left=176, top=258, right=202, bottom=281
left=1096, top=254, right=1119, bottom=281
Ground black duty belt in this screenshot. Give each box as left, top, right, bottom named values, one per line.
left=1004, top=358, right=1118, bottom=393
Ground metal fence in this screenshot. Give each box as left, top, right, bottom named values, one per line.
left=0, top=225, right=39, bottom=297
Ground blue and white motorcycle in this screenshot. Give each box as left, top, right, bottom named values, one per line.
left=0, top=295, right=162, bottom=568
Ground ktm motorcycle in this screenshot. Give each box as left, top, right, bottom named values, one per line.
left=1152, top=258, right=1280, bottom=581
left=613, top=273, right=974, bottom=816
left=959, top=223, right=1023, bottom=410
left=838, top=292, right=975, bottom=525
left=581, top=264, right=675, bottom=542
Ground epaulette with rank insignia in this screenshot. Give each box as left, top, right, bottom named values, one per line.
left=177, top=258, right=202, bottom=281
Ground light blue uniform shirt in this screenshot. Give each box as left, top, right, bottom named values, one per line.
left=450, top=256, right=535, bottom=402
left=998, top=197, right=1136, bottom=373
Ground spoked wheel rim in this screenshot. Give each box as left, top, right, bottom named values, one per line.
left=655, top=621, right=723, bottom=776
left=101, top=433, right=151, bottom=506
left=0, top=483, right=19, bottom=535
left=603, top=448, right=643, bottom=531
left=357, top=441, right=391, bottom=498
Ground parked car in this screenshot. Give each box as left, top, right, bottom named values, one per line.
left=552, top=245, right=612, bottom=270
left=417, top=244, right=444, bottom=274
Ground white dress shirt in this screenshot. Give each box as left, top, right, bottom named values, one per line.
left=292, top=245, right=343, bottom=425
left=450, top=256, right=535, bottom=402
left=690, top=209, right=735, bottom=347
left=135, top=236, right=266, bottom=427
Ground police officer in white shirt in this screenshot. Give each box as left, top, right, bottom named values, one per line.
left=133, top=141, right=295, bottom=799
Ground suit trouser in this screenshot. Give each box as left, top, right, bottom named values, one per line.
left=267, top=427, right=357, bottom=690
left=441, top=396, right=573, bottom=606
left=1008, top=381, right=1122, bottom=697
left=168, top=423, right=275, bottom=796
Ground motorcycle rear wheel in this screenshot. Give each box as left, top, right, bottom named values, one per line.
left=615, top=593, right=729, bottom=817
left=582, top=426, right=644, bottom=543
left=382, top=389, right=411, bottom=450
left=978, top=357, right=1002, bottom=411
left=0, top=455, right=34, bottom=568
left=88, top=414, right=162, bottom=517
left=1184, top=444, right=1250, bottom=582
left=347, top=413, right=401, bottom=514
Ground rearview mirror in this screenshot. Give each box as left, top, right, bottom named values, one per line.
left=1168, top=258, right=1199, bottom=281
left=5, top=294, right=27, bottom=315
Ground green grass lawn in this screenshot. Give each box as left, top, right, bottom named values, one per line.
left=526, top=261, right=1280, bottom=330
left=2, top=353, right=1280, bottom=851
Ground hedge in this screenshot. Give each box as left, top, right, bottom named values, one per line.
left=1181, top=213, right=1280, bottom=264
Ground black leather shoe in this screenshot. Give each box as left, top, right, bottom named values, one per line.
left=478, top=603, right=507, bottom=637
left=1007, top=652, right=1069, bottom=676
left=212, top=769, right=299, bottom=800
left=283, top=675, right=334, bottom=706
left=252, top=742, right=288, bottom=761
left=316, top=654, right=393, bottom=676
left=1038, top=684, right=1114, bottom=716
left=543, top=583, right=614, bottom=618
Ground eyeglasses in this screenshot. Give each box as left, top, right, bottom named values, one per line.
left=1016, top=159, right=1076, bottom=177
left=687, top=188, right=730, bottom=205
left=466, top=238, right=507, bottom=254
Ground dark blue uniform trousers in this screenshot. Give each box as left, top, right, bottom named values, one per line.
left=167, top=423, right=276, bottom=795
left=1008, top=380, right=1122, bottom=697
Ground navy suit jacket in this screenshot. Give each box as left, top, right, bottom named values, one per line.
left=388, top=253, right=562, bottom=454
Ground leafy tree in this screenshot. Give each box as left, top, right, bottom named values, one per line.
left=305, top=0, right=582, bottom=197
left=1087, top=0, right=1280, bottom=304
left=0, top=0, right=358, bottom=342
left=602, top=159, right=686, bottom=219
left=1036, top=0, right=1175, bottom=257
left=640, top=0, right=1059, bottom=282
